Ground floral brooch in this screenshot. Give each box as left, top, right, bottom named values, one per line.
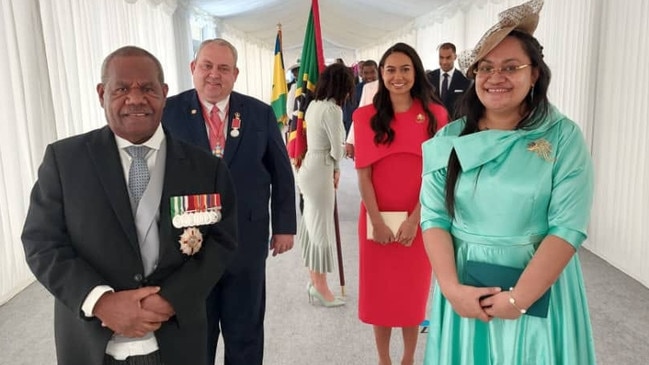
left=527, top=138, right=554, bottom=162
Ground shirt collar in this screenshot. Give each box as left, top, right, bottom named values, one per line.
left=442, top=68, right=456, bottom=77
left=200, top=95, right=231, bottom=114
left=114, top=123, right=165, bottom=151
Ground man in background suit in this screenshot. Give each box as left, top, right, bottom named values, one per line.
left=21, top=46, right=238, bottom=365
left=162, top=39, right=296, bottom=365
left=354, top=60, right=378, bottom=108
left=426, top=42, right=470, bottom=119
left=344, top=60, right=378, bottom=159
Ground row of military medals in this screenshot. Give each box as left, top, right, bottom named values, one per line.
left=171, top=194, right=222, bottom=228
left=213, top=112, right=241, bottom=158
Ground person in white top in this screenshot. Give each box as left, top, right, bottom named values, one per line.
left=345, top=80, right=379, bottom=159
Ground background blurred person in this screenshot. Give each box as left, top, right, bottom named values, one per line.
left=426, top=42, right=470, bottom=119
left=297, top=63, right=355, bottom=307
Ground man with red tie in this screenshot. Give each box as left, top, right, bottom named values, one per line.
left=161, top=39, right=296, bottom=365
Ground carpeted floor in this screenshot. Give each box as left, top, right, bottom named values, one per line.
left=1, top=158, right=648, bottom=364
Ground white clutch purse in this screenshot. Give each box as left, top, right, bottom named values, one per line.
left=366, top=211, right=408, bottom=240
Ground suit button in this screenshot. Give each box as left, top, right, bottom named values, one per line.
left=134, top=274, right=143, bottom=282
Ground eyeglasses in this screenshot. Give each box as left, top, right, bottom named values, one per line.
left=473, top=64, right=532, bottom=76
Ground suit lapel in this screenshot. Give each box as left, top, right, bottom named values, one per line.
left=186, top=90, right=212, bottom=152
left=431, top=70, right=441, bottom=98
left=224, top=92, right=244, bottom=164
left=87, top=127, right=139, bottom=253
left=156, top=135, right=188, bottom=264
left=449, top=69, right=462, bottom=90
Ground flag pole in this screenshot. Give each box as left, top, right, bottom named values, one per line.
left=334, top=195, right=345, bottom=296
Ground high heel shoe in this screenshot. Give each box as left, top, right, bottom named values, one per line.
left=307, top=283, right=345, bottom=307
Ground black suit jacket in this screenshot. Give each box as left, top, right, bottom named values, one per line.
left=21, top=126, right=238, bottom=365
left=427, top=69, right=471, bottom=119
left=162, top=90, right=296, bottom=272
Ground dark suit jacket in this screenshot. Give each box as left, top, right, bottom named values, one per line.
left=353, top=81, right=365, bottom=108
left=162, top=90, right=296, bottom=272
left=427, top=69, right=471, bottom=120
left=21, top=126, right=238, bottom=365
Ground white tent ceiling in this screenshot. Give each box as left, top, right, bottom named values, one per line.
left=187, top=0, right=455, bottom=53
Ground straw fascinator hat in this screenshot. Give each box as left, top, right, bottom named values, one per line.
left=458, top=0, right=544, bottom=79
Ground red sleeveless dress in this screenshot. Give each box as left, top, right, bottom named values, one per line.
left=353, top=100, right=448, bottom=326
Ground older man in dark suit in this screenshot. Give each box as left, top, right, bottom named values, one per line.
left=426, top=42, right=471, bottom=119
left=22, top=46, right=238, bottom=365
left=161, top=39, right=296, bottom=365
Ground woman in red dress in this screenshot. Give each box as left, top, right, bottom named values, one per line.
left=353, top=42, right=449, bottom=365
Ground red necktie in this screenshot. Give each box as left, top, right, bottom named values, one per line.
left=207, top=106, right=225, bottom=156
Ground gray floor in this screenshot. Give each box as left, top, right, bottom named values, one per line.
left=2, top=158, right=649, bottom=364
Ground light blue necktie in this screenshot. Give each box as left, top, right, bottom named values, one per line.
left=125, top=145, right=150, bottom=208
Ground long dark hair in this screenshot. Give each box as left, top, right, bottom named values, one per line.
left=314, top=63, right=355, bottom=106
left=444, top=30, right=552, bottom=217
left=370, top=42, right=444, bottom=145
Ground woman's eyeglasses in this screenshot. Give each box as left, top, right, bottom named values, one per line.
left=473, top=64, right=531, bottom=76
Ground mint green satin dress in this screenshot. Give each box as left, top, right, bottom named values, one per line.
left=420, top=106, right=596, bottom=365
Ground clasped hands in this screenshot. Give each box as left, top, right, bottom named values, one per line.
left=444, top=284, right=524, bottom=322
left=371, top=218, right=418, bottom=246
left=93, top=286, right=175, bottom=338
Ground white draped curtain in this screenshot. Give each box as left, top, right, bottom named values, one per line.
left=218, top=23, right=275, bottom=102
left=588, top=0, right=649, bottom=286
left=0, top=0, right=180, bottom=304
left=40, top=0, right=180, bottom=136
left=0, top=0, right=53, bottom=304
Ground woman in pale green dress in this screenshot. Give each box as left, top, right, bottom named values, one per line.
left=420, top=1, right=596, bottom=364
left=297, top=63, right=355, bottom=307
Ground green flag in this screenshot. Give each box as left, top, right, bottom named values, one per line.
left=286, top=0, right=325, bottom=167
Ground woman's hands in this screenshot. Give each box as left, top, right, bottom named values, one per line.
left=372, top=214, right=418, bottom=246
left=333, top=170, right=340, bottom=189
left=443, top=284, right=502, bottom=322
left=480, top=291, right=525, bottom=320
left=396, top=218, right=418, bottom=246
left=371, top=222, right=394, bottom=244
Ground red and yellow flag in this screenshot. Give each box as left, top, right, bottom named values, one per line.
left=286, top=0, right=325, bottom=168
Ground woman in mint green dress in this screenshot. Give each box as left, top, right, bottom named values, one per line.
left=420, top=1, right=596, bottom=364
